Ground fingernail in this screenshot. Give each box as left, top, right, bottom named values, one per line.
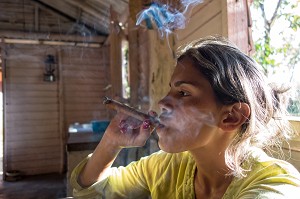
left=142, top=119, right=150, bottom=129
left=149, top=110, right=157, bottom=117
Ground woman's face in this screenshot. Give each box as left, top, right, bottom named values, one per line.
left=156, top=57, right=224, bottom=153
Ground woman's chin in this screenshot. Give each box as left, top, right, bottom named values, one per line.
left=157, top=141, right=182, bottom=153
left=157, top=136, right=181, bottom=153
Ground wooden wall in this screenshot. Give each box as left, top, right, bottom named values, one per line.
left=4, top=44, right=61, bottom=175
left=2, top=43, right=109, bottom=175
left=175, top=0, right=252, bottom=54
left=61, top=46, right=110, bottom=130
left=175, top=0, right=223, bottom=48
left=0, top=0, right=75, bottom=34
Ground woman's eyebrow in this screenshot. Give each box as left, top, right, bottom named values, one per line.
left=169, top=81, right=197, bottom=87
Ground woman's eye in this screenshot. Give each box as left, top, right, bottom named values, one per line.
left=178, top=91, right=190, bottom=96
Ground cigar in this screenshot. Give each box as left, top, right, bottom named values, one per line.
left=103, top=96, right=159, bottom=124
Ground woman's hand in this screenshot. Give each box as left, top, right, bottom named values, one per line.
left=102, top=112, right=155, bottom=149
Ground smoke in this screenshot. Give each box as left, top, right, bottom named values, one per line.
left=136, top=0, right=204, bottom=37
left=157, top=95, right=217, bottom=138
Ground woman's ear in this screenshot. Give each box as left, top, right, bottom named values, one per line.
left=219, top=102, right=250, bottom=132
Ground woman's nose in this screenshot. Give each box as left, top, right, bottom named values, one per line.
left=158, top=95, right=172, bottom=113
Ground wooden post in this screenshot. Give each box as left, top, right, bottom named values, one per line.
left=109, top=7, right=123, bottom=99
left=57, top=49, right=65, bottom=173
left=128, top=19, right=139, bottom=106
left=222, top=0, right=250, bottom=54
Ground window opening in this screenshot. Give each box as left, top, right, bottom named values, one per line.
left=121, top=39, right=130, bottom=99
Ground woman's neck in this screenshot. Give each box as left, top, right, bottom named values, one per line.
left=193, top=166, right=233, bottom=199
left=190, top=143, right=234, bottom=198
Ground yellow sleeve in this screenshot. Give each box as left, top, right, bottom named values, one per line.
left=70, top=153, right=152, bottom=199
left=70, top=150, right=193, bottom=198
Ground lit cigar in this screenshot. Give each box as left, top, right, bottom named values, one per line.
left=103, top=96, right=160, bottom=125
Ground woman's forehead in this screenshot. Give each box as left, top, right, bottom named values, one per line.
left=171, top=58, right=209, bottom=87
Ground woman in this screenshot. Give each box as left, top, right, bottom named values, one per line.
left=71, top=37, right=300, bottom=198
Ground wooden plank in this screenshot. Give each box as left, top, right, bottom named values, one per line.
left=6, top=53, right=47, bottom=63
left=61, top=56, right=104, bottom=65
left=6, top=111, right=58, bottom=121
left=62, top=70, right=104, bottom=79
left=63, top=77, right=106, bottom=86
left=6, top=130, right=60, bottom=142
left=6, top=104, right=58, bottom=113
left=7, top=77, right=51, bottom=84
left=64, top=84, right=105, bottom=92
left=7, top=138, right=60, bottom=150
left=65, top=103, right=106, bottom=111
left=177, top=13, right=222, bottom=47
left=0, top=3, right=34, bottom=13
left=0, top=12, right=34, bottom=22
left=15, top=165, right=61, bottom=175
left=222, top=0, right=249, bottom=53
left=65, top=111, right=108, bottom=122
left=6, top=90, right=57, bottom=98
left=7, top=46, right=55, bottom=56
left=0, top=22, right=35, bottom=31
left=61, top=48, right=103, bottom=58
left=10, top=152, right=61, bottom=163
left=6, top=68, right=44, bottom=77
left=6, top=60, right=44, bottom=68
left=0, top=0, right=24, bottom=3
left=38, top=24, right=76, bottom=33
left=37, top=0, right=80, bottom=19
left=6, top=119, right=58, bottom=128
left=9, top=158, right=61, bottom=170
left=0, top=30, right=106, bottom=43
left=6, top=145, right=61, bottom=157
left=8, top=97, right=57, bottom=104
left=176, top=0, right=221, bottom=41
left=64, top=90, right=104, bottom=98
left=62, top=63, right=107, bottom=71
left=6, top=83, right=57, bottom=91
left=65, top=97, right=102, bottom=104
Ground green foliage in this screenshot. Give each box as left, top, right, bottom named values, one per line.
left=251, top=0, right=300, bottom=116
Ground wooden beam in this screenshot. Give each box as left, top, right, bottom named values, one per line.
left=0, top=30, right=106, bottom=43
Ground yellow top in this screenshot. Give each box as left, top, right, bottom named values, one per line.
left=70, top=148, right=300, bottom=199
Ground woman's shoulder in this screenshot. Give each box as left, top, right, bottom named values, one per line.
left=249, top=147, right=300, bottom=177
left=225, top=148, right=300, bottom=198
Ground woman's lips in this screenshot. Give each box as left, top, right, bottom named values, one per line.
left=156, top=123, right=165, bottom=129
left=157, top=114, right=171, bottom=129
